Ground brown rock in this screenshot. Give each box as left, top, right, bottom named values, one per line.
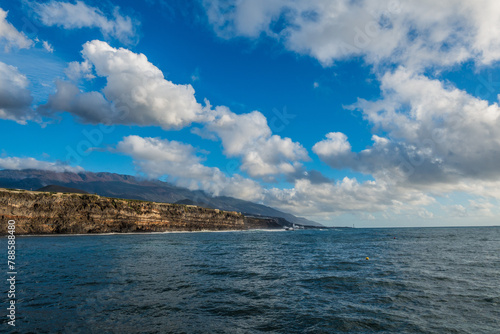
left=0, top=189, right=281, bottom=235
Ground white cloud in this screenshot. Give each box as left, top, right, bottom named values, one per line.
left=200, top=105, right=310, bottom=178
left=263, top=177, right=435, bottom=221
left=115, top=135, right=264, bottom=201
left=293, top=64, right=500, bottom=222
left=0, top=62, right=34, bottom=124
left=468, top=199, right=495, bottom=217
left=343, top=67, right=500, bottom=184
left=114, top=135, right=448, bottom=220
left=449, top=204, right=468, bottom=217
left=203, top=0, right=500, bottom=70
left=447, top=199, right=498, bottom=218
left=200, top=0, right=500, bottom=224
left=42, top=40, right=54, bottom=53
left=307, top=66, right=500, bottom=219
left=42, top=40, right=309, bottom=180
left=0, top=8, right=33, bottom=51
left=64, top=60, right=94, bottom=81
left=312, top=132, right=352, bottom=168
left=41, top=40, right=204, bottom=129
left=0, top=156, right=83, bottom=173
left=35, top=1, right=138, bottom=44
left=40, top=80, right=115, bottom=123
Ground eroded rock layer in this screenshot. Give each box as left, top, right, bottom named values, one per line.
left=0, top=189, right=282, bottom=234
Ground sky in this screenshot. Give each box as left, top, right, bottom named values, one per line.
left=0, top=0, right=499, bottom=227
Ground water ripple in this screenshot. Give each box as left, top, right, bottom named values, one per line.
left=3, top=227, right=499, bottom=333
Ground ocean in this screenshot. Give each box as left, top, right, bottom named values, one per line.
left=2, top=227, right=500, bottom=333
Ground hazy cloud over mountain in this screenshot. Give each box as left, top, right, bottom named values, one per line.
left=115, top=135, right=264, bottom=201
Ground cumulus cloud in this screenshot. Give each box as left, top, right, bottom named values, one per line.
left=0, top=156, right=83, bottom=173
left=199, top=105, right=310, bottom=178
left=292, top=64, right=500, bottom=222
left=115, top=135, right=264, bottom=201
left=0, top=62, right=35, bottom=124
left=64, top=60, right=94, bottom=81
left=35, top=1, right=138, bottom=44
left=0, top=8, right=33, bottom=50
left=41, top=40, right=204, bottom=129
left=351, top=68, right=500, bottom=181
left=312, top=132, right=353, bottom=169
left=40, top=80, right=115, bottom=123
left=203, top=0, right=500, bottom=69
left=311, top=67, right=500, bottom=202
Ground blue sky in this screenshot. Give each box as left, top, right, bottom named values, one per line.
left=0, top=0, right=499, bottom=227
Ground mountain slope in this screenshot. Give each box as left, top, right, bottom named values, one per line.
left=37, top=185, right=89, bottom=194
left=0, top=169, right=323, bottom=227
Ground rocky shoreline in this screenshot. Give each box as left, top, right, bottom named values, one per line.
left=0, top=188, right=283, bottom=235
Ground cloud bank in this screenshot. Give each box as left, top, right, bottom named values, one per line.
left=314, top=67, right=500, bottom=187
left=203, top=0, right=500, bottom=69
left=0, top=156, right=83, bottom=173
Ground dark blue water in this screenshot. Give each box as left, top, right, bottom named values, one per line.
left=2, top=227, right=500, bottom=333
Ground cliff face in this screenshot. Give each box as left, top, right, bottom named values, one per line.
left=0, top=189, right=282, bottom=234
left=0, top=169, right=323, bottom=227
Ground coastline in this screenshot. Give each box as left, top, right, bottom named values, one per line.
left=15, top=228, right=289, bottom=237
left=0, top=188, right=286, bottom=235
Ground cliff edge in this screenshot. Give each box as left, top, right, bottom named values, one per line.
left=0, top=188, right=282, bottom=234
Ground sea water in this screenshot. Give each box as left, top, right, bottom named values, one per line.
left=2, top=227, right=499, bottom=333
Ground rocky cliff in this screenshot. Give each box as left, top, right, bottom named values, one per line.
left=0, top=169, right=323, bottom=227
left=0, top=188, right=282, bottom=234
